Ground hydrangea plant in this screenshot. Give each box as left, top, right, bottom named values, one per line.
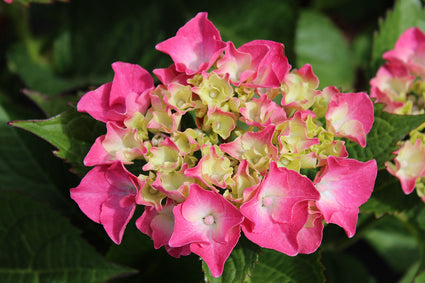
left=5, top=0, right=425, bottom=282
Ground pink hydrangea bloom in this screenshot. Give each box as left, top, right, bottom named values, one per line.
left=156, top=12, right=226, bottom=75
left=216, top=40, right=290, bottom=87
left=239, top=94, right=287, bottom=128
left=278, top=111, right=319, bottom=154
left=84, top=122, right=146, bottom=166
left=70, top=161, right=140, bottom=244
left=220, top=125, right=278, bottom=173
left=326, top=91, right=374, bottom=147
left=169, top=184, right=244, bottom=277
left=71, top=11, right=380, bottom=274
left=296, top=201, right=324, bottom=254
left=136, top=199, right=191, bottom=258
left=281, top=64, right=321, bottom=110
left=217, top=40, right=290, bottom=87
left=387, top=139, right=425, bottom=194
left=314, top=156, right=377, bottom=237
left=153, top=63, right=192, bottom=85
left=240, top=162, right=320, bottom=255
left=370, top=60, right=414, bottom=114
left=185, top=146, right=234, bottom=189
left=215, top=41, right=254, bottom=85
left=383, top=27, right=425, bottom=78
left=77, top=62, right=154, bottom=126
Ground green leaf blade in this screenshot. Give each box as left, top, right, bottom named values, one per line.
left=371, top=0, right=425, bottom=73
left=203, top=236, right=261, bottom=283
left=248, top=249, right=324, bottom=283
left=0, top=191, right=135, bottom=283
left=295, top=10, right=355, bottom=90
left=11, top=109, right=105, bottom=175
left=345, top=104, right=425, bottom=169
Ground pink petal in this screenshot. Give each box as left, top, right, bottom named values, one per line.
left=383, top=27, right=425, bottom=77
left=220, top=125, right=278, bottom=174
left=387, top=139, right=425, bottom=194
left=109, top=62, right=154, bottom=106
left=239, top=94, right=287, bottom=128
left=155, top=12, right=226, bottom=75
left=77, top=82, right=118, bottom=123
left=70, top=161, right=139, bottom=244
left=240, top=162, right=320, bottom=255
left=84, top=122, right=145, bottom=166
left=370, top=60, right=414, bottom=114
left=169, top=184, right=243, bottom=276
left=296, top=201, right=324, bottom=254
left=153, top=63, right=192, bottom=85
left=136, top=200, right=191, bottom=258
left=314, top=156, right=377, bottom=237
left=238, top=40, right=290, bottom=87
left=77, top=62, right=154, bottom=124
left=215, top=41, right=254, bottom=84
left=326, top=91, right=374, bottom=147
left=191, top=226, right=240, bottom=277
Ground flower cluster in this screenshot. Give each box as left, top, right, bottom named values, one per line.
left=71, top=12, right=377, bottom=277
left=370, top=27, right=425, bottom=199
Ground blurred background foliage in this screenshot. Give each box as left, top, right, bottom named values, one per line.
left=5, top=0, right=425, bottom=282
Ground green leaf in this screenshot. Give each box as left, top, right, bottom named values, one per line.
left=0, top=191, right=134, bottom=282
left=295, top=10, right=355, bottom=90
left=360, top=170, right=422, bottom=216
left=210, top=0, right=298, bottom=61
left=7, top=43, right=84, bottom=96
left=7, top=0, right=67, bottom=4
left=202, top=235, right=261, bottom=283
left=247, top=249, right=324, bottom=283
left=22, top=89, right=79, bottom=117
left=362, top=215, right=420, bottom=274
left=0, top=98, right=74, bottom=212
left=321, top=251, right=374, bottom=283
left=107, top=214, right=203, bottom=283
left=371, top=0, right=425, bottom=73
left=11, top=109, right=105, bottom=175
left=345, top=104, right=425, bottom=169
left=415, top=270, right=425, bottom=283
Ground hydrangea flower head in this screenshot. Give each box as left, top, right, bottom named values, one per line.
left=370, top=27, right=425, bottom=199
left=71, top=12, right=377, bottom=277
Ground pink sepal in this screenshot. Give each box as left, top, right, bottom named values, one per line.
left=152, top=163, right=192, bottom=202
left=387, top=139, right=425, bottom=194
left=240, top=163, right=320, bottom=255
left=70, top=161, right=140, bottom=244
left=77, top=62, right=153, bottom=124
left=220, top=125, right=278, bottom=174
left=383, top=27, right=425, bottom=77
left=314, top=156, right=377, bottom=237
left=215, top=41, right=255, bottom=85
left=153, top=63, right=192, bottom=85
left=370, top=60, right=414, bottom=114
left=239, top=94, right=287, bottom=128
left=326, top=91, right=374, bottom=147
left=136, top=199, right=191, bottom=258
left=169, top=184, right=244, bottom=277
left=281, top=64, right=320, bottom=110
left=296, top=201, right=324, bottom=254
left=155, top=12, right=226, bottom=75
left=84, top=122, right=146, bottom=166
left=278, top=111, right=319, bottom=154
left=238, top=40, right=290, bottom=87
left=184, top=146, right=233, bottom=189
